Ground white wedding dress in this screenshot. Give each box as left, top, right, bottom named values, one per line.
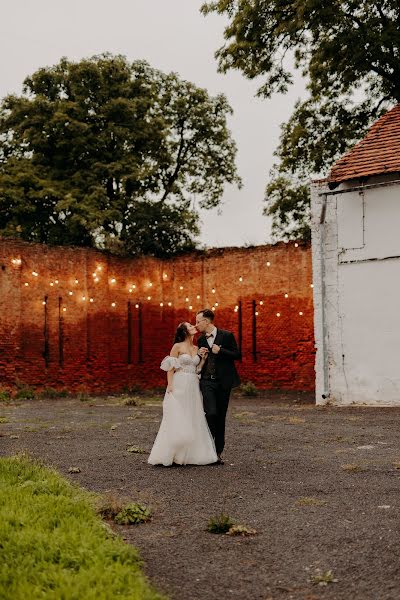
left=148, top=353, right=218, bottom=466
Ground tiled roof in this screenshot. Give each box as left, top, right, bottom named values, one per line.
left=329, top=104, right=400, bottom=183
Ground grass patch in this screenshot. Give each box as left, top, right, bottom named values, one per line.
left=0, top=453, right=164, bottom=600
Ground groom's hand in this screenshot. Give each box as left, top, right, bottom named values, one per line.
left=211, top=344, right=221, bottom=354
left=198, top=347, right=209, bottom=357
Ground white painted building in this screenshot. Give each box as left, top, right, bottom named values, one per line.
left=311, top=104, right=400, bottom=405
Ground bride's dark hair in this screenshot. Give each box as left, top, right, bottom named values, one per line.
left=174, top=322, right=189, bottom=344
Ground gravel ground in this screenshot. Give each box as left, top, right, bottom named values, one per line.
left=1, top=391, right=400, bottom=600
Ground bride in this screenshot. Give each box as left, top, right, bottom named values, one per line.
left=148, top=322, right=218, bottom=466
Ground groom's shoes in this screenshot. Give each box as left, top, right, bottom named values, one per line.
left=216, top=454, right=224, bottom=465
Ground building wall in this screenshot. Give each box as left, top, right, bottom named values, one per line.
left=311, top=175, right=400, bottom=406
left=0, top=237, right=315, bottom=394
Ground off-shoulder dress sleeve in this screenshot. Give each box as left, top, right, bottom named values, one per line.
left=160, top=356, right=180, bottom=371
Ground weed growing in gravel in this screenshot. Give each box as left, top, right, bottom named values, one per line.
left=0, top=417, right=9, bottom=424
left=226, top=524, right=257, bottom=536
left=38, top=387, right=70, bottom=399
left=97, top=492, right=126, bottom=519
left=0, top=389, right=11, bottom=402
left=310, top=569, right=338, bottom=586
left=127, top=446, right=146, bottom=454
left=239, top=381, right=258, bottom=396
left=122, top=396, right=142, bottom=406
left=341, top=463, right=367, bottom=473
left=207, top=513, right=235, bottom=534
left=114, top=503, right=152, bottom=525
left=15, top=385, right=36, bottom=400
left=295, top=497, right=327, bottom=507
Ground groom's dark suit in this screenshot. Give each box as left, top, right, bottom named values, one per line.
left=197, top=328, right=241, bottom=456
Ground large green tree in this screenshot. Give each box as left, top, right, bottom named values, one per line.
left=0, top=54, right=241, bottom=256
left=202, top=1, right=400, bottom=240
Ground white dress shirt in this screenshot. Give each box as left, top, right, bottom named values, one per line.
left=206, top=326, right=218, bottom=348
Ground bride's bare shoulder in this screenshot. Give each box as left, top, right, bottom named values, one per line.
left=170, top=342, right=183, bottom=356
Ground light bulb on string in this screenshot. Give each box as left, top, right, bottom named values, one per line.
left=276, top=312, right=281, bottom=317
left=32, top=271, right=38, bottom=277
left=62, top=307, right=66, bottom=312
left=89, top=298, right=94, bottom=303
left=160, top=302, right=164, bottom=307
left=168, top=302, right=172, bottom=307
left=68, top=291, right=73, bottom=296
left=259, top=301, right=263, bottom=306
left=211, top=288, right=216, bottom=294
left=135, top=304, right=139, bottom=309
left=75, top=279, right=79, bottom=284
left=239, top=276, right=243, bottom=282
left=55, top=280, right=58, bottom=284
left=267, top=262, right=270, bottom=267
left=110, top=278, right=116, bottom=284
left=255, top=311, right=259, bottom=316
left=299, top=311, right=303, bottom=316
left=179, top=285, right=184, bottom=290
left=284, top=293, right=289, bottom=298
left=24, top=282, right=29, bottom=287
left=111, top=302, right=116, bottom=307
left=82, top=296, right=86, bottom=301
left=310, top=283, right=314, bottom=288
left=196, top=294, right=200, bottom=299
left=189, top=305, right=193, bottom=310
left=295, top=242, right=299, bottom=247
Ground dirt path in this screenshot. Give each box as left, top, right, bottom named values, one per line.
left=1, top=392, right=400, bottom=600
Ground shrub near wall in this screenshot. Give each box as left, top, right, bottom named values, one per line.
left=0, top=238, right=315, bottom=394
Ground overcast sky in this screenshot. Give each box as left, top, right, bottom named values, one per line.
left=0, top=1, right=308, bottom=248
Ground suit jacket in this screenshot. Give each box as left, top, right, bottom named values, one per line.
left=197, top=328, right=241, bottom=389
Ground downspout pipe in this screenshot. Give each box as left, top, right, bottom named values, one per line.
left=319, top=193, right=329, bottom=400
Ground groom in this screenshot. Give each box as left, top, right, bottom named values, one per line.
left=195, top=309, right=242, bottom=465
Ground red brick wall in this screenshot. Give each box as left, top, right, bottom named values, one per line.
left=0, top=237, right=315, bottom=394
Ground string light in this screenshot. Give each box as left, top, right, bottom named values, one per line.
left=147, top=296, right=151, bottom=300
left=50, top=282, right=54, bottom=286
left=32, top=271, right=38, bottom=277
left=196, top=294, right=200, bottom=299
left=149, top=282, right=153, bottom=287
left=68, top=291, right=73, bottom=296
left=135, top=304, right=139, bottom=309
left=267, top=262, right=270, bottom=267
left=111, top=302, right=116, bottom=307
left=160, top=302, right=164, bottom=307
left=94, top=277, right=99, bottom=282
left=259, top=301, right=263, bottom=305
left=97, top=265, right=102, bottom=271
left=42, top=301, right=46, bottom=305
left=189, top=305, right=193, bottom=309
left=75, top=279, right=79, bottom=284
left=255, top=311, right=259, bottom=316
left=295, top=242, right=299, bottom=247
left=179, top=285, right=183, bottom=290
left=163, top=273, right=168, bottom=280
left=55, top=279, right=58, bottom=284
left=11, top=258, right=21, bottom=265
left=211, top=288, right=216, bottom=294
left=310, top=283, right=314, bottom=288
left=276, top=312, right=281, bottom=317
left=62, top=307, right=66, bottom=312
left=168, top=302, right=172, bottom=306
left=299, top=311, right=303, bottom=316
left=185, top=297, right=189, bottom=302
left=239, top=276, right=243, bottom=282
left=89, top=298, right=94, bottom=302
left=24, top=282, right=29, bottom=286
left=284, top=293, right=289, bottom=298
left=129, top=289, right=133, bottom=293
left=82, top=296, right=86, bottom=301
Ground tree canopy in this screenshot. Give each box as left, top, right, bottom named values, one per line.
left=0, top=53, right=241, bottom=256
left=202, top=1, right=400, bottom=240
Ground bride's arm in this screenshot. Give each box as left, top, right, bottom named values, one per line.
left=166, top=344, right=180, bottom=393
